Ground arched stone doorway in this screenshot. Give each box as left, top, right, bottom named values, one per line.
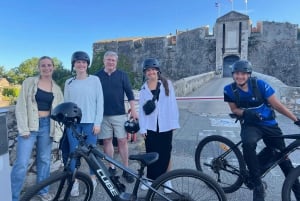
left=223, top=55, right=240, bottom=77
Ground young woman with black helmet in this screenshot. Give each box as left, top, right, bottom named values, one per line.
left=63, top=51, right=104, bottom=196
left=138, top=58, right=180, bottom=193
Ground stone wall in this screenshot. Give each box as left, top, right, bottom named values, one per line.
left=260, top=21, right=298, bottom=42
left=248, top=22, right=300, bottom=87
left=94, top=36, right=171, bottom=74
left=173, top=71, right=216, bottom=96
left=93, top=19, right=299, bottom=87
left=175, top=28, right=216, bottom=79
left=253, top=72, right=300, bottom=115
left=93, top=27, right=215, bottom=81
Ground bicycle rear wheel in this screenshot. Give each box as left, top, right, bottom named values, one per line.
left=20, top=171, right=93, bottom=201
left=145, top=169, right=227, bottom=201
left=282, top=165, right=300, bottom=201
left=195, top=135, right=245, bottom=193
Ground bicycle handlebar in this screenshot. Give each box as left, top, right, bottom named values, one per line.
left=229, top=113, right=300, bottom=140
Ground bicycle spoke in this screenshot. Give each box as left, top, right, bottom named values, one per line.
left=20, top=172, right=93, bottom=201
left=195, top=135, right=244, bottom=193
left=147, top=169, right=226, bottom=201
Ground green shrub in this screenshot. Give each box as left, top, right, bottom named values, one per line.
left=2, top=87, right=20, bottom=98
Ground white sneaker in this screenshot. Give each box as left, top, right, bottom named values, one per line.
left=140, top=181, right=152, bottom=191
left=71, top=180, right=79, bottom=197
left=92, top=178, right=97, bottom=191
left=164, top=181, right=173, bottom=194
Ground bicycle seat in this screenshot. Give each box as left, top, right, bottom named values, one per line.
left=129, top=152, right=159, bottom=166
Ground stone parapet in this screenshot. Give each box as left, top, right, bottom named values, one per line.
left=173, top=72, right=216, bottom=97
left=253, top=72, right=300, bottom=114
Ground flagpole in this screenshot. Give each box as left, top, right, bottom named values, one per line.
left=215, top=2, right=221, bottom=17
left=245, top=0, right=248, bottom=15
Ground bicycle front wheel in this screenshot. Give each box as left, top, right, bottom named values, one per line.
left=282, top=165, right=300, bottom=201
left=145, top=169, right=227, bottom=201
left=20, top=171, right=93, bottom=201
left=195, top=135, right=245, bottom=193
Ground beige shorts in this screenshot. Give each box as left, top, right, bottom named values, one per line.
left=98, top=115, right=127, bottom=139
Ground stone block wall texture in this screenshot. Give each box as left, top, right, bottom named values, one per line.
left=93, top=27, right=215, bottom=81
left=93, top=20, right=299, bottom=87
left=253, top=72, right=300, bottom=115
left=248, top=21, right=300, bottom=87
left=173, top=72, right=216, bottom=97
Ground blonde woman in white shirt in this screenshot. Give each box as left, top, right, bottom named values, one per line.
left=139, top=58, right=180, bottom=192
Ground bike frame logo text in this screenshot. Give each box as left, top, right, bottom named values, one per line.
left=96, top=168, right=119, bottom=196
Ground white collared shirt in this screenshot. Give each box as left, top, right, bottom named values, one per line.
left=139, top=80, right=180, bottom=134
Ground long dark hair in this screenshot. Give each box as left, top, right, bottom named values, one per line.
left=158, top=73, right=169, bottom=96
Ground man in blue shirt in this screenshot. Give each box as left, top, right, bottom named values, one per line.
left=95, top=51, right=138, bottom=183
left=224, top=60, right=300, bottom=201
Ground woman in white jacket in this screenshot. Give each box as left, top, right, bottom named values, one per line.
left=11, top=56, right=63, bottom=201
left=139, top=58, right=180, bottom=192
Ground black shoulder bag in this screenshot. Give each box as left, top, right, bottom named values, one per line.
left=143, top=82, right=161, bottom=115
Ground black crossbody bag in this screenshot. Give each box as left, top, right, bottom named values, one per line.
left=142, top=82, right=161, bottom=115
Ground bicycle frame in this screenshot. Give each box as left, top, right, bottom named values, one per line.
left=215, top=135, right=300, bottom=188
left=68, top=125, right=172, bottom=201
left=260, top=136, right=300, bottom=177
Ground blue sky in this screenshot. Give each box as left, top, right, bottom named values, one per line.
left=0, top=0, right=299, bottom=71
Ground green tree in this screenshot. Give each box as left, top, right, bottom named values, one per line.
left=52, top=65, right=71, bottom=90
left=51, top=57, right=72, bottom=90
left=0, top=66, right=6, bottom=77
left=2, top=87, right=20, bottom=97
left=5, top=57, right=70, bottom=87
left=19, top=57, right=39, bottom=77
left=6, top=67, right=23, bottom=84
left=2, top=86, right=20, bottom=105
left=89, top=52, right=104, bottom=74
left=6, top=57, right=39, bottom=84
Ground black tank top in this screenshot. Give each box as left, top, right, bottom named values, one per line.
left=35, top=88, right=54, bottom=111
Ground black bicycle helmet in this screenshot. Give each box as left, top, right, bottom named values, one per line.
left=124, top=118, right=140, bottom=134
left=71, top=51, right=90, bottom=67
left=51, top=102, right=82, bottom=126
left=232, top=60, right=252, bottom=74
left=143, top=58, right=160, bottom=72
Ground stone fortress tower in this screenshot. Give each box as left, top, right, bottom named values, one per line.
left=215, top=11, right=250, bottom=77
left=93, top=11, right=300, bottom=86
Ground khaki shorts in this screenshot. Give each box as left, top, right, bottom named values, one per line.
left=98, top=115, right=127, bottom=139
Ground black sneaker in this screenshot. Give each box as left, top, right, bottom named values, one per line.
left=253, top=184, right=265, bottom=201
left=108, top=167, right=117, bottom=176
left=122, top=171, right=135, bottom=183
